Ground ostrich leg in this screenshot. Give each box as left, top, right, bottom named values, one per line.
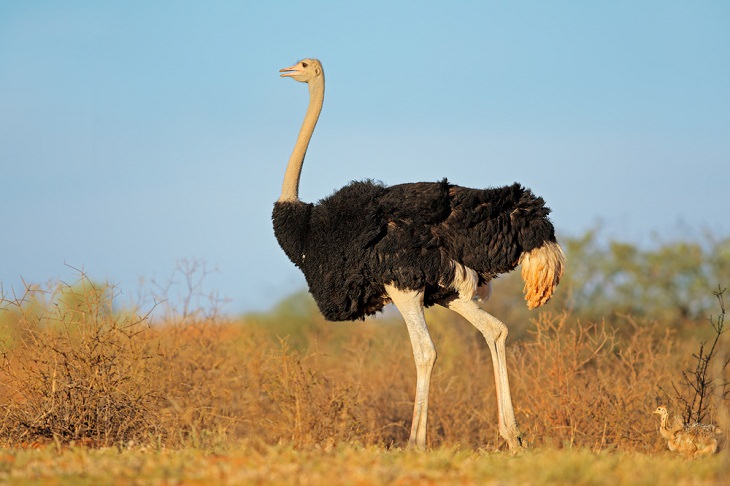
left=385, top=284, right=436, bottom=449
left=445, top=296, right=524, bottom=450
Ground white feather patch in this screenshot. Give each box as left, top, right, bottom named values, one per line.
left=441, top=260, right=481, bottom=300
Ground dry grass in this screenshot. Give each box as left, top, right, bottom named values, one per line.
left=0, top=279, right=160, bottom=447
left=1, top=275, right=728, bottom=463
left=1, top=443, right=728, bottom=485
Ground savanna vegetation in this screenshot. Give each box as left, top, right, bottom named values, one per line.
left=0, top=230, right=728, bottom=484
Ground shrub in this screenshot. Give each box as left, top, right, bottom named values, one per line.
left=512, top=313, right=678, bottom=451
left=1, top=269, right=726, bottom=452
left=0, top=276, right=160, bottom=447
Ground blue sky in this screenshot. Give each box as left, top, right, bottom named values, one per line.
left=2, top=1, right=729, bottom=314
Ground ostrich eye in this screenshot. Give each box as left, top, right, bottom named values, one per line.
left=301, top=62, right=308, bottom=68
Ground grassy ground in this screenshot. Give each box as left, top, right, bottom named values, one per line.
left=1, top=443, right=728, bottom=486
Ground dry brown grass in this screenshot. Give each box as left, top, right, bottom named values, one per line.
left=1, top=276, right=728, bottom=454
left=0, top=279, right=160, bottom=447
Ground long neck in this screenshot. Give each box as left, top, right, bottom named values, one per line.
left=279, top=77, right=325, bottom=202
left=659, top=413, right=669, bottom=431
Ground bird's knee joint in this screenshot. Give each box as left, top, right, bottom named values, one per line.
left=497, top=324, right=508, bottom=340
left=415, top=347, right=437, bottom=367
left=482, top=322, right=508, bottom=343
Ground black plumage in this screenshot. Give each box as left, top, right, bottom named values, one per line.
left=272, top=178, right=558, bottom=321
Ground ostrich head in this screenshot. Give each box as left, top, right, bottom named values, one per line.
left=280, top=58, right=323, bottom=83
left=653, top=405, right=668, bottom=418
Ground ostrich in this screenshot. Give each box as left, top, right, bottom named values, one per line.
left=272, top=59, right=565, bottom=450
left=653, top=405, right=685, bottom=451
left=653, top=406, right=722, bottom=458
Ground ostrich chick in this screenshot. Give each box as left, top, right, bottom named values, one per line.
left=673, top=423, right=722, bottom=458
left=653, top=405, right=684, bottom=450
left=653, top=406, right=722, bottom=458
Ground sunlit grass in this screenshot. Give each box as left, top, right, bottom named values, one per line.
left=1, top=443, right=728, bottom=485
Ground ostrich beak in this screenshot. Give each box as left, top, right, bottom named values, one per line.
left=280, top=65, right=302, bottom=77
